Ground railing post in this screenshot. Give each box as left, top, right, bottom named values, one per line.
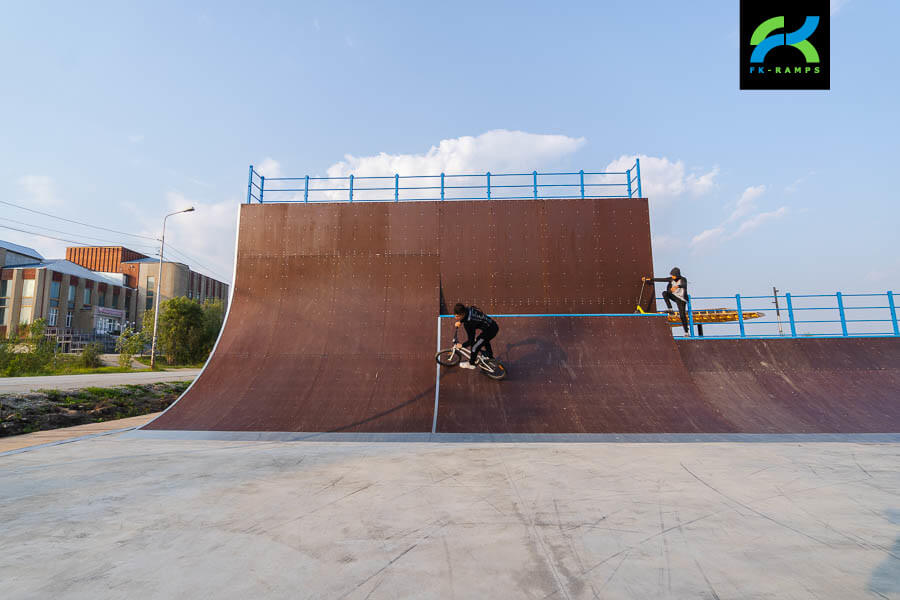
left=259, top=176, right=265, bottom=204
left=533, top=171, right=538, bottom=199
left=304, top=175, right=309, bottom=203
left=635, top=158, right=642, bottom=197
left=687, top=295, right=695, bottom=338
left=626, top=167, right=633, bottom=197
left=735, top=294, right=746, bottom=338
left=486, top=172, right=491, bottom=200
left=786, top=293, right=797, bottom=337
left=247, top=165, right=254, bottom=204
left=349, top=174, right=354, bottom=202
left=440, top=173, right=445, bottom=201
left=394, top=174, right=399, bottom=202
left=836, top=292, right=848, bottom=336
left=579, top=169, right=585, bottom=199
left=888, top=291, right=899, bottom=336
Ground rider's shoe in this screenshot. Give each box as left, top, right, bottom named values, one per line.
left=459, top=362, right=477, bottom=369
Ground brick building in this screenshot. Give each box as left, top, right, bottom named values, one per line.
left=65, top=246, right=228, bottom=329
left=0, top=259, right=130, bottom=338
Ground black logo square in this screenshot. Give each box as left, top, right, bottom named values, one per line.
left=740, top=0, right=830, bottom=90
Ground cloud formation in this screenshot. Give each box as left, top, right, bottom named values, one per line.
left=18, top=175, right=60, bottom=207
left=604, top=155, right=718, bottom=202
left=690, top=186, right=788, bottom=251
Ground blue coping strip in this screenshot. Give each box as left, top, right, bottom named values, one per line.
left=438, top=313, right=664, bottom=318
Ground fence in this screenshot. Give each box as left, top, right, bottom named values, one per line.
left=44, top=328, right=119, bottom=353
left=667, top=291, right=900, bottom=339
left=246, top=162, right=643, bottom=204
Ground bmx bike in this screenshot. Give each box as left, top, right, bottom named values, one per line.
left=435, top=329, right=507, bottom=381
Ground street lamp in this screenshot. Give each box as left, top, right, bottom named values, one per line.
left=150, top=207, right=195, bottom=368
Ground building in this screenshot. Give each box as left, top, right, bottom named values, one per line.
left=0, top=259, right=130, bottom=338
left=66, top=246, right=229, bottom=329
left=1, top=241, right=229, bottom=338
left=0, top=240, right=44, bottom=268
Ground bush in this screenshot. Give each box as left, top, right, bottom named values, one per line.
left=142, top=297, right=225, bottom=365
left=79, top=343, right=103, bottom=369
left=0, top=319, right=56, bottom=376
left=115, top=327, right=148, bottom=369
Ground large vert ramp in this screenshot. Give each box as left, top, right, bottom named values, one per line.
left=144, top=199, right=900, bottom=435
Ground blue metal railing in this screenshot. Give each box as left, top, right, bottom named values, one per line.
left=245, top=162, right=643, bottom=204
left=661, top=291, right=900, bottom=340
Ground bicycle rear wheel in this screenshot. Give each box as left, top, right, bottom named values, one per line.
left=479, top=358, right=507, bottom=380
left=435, top=349, right=461, bottom=366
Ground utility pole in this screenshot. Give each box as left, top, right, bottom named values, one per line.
left=773, top=286, right=784, bottom=336
left=150, top=207, right=195, bottom=368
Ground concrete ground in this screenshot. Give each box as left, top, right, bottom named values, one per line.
left=0, top=412, right=160, bottom=454
left=0, top=369, right=201, bottom=393
left=1, top=436, right=897, bottom=599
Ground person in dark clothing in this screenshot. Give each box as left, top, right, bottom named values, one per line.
left=453, top=303, right=499, bottom=369
left=644, top=268, right=690, bottom=333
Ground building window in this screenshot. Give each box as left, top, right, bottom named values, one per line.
left=68, top=283, right=76, bottom=308
left=50, top=281, right=60, bottom=298
left=83, top=287, right=91, bottom=306
left=21, top=279, right=36, bottom=323
left=66, top=311, right=73, bottom=328
left=146, top=276, right=155, bottom=311
left=0, top=280, right=8, bottom=325
left=48, top=307, right=59, bottom=326
left=99, top=291, right=106, bottom=307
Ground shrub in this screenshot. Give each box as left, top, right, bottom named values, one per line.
left=115, top=327, right=148, bottom=369
left=79, top=343, right=103, bottom=369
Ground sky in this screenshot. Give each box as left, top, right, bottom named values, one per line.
left=1, top=0, right=897, bottom=299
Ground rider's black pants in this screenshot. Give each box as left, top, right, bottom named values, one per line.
left=662, top=291, right=689, bottom=333
left=469, top=323, right=498, bottom=363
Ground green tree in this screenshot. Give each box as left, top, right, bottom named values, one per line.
left=144, top=297, right=205, bottom=364
left=199, top=298, right=225, bottom=357
left=115, top=327, right=149, bottom=369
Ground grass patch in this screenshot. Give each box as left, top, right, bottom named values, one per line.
left=133, top=357, right=205, bottom=369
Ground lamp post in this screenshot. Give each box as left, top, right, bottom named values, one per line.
left=150, top=207, right=194, bottom=368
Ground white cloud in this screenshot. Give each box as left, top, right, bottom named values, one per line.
left=604, top=155, right=718, bottom=202
left=651, top=234, right=681, bottom=252
left=732, top=206, right=788, bottom=237
left=327, top=130, right=585, bottom=178
left=728, top=185, right=766, bottom=222
left=831, top=0, right=852, bottom=15
left=128, top=134, right=145, bottom=144
left=136, top=191, right=238, bottom=283
left=256, top=158, right=283, bottom=178
left=690, top=227, right=726, bottom=248
left=18, top=175, right=60, bottom=207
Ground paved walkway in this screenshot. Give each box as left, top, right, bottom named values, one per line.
left=0, top=369, right=201, bottom=394
left=0, top=412, right=161, bottom=454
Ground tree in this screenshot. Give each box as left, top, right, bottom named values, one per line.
left=199, top=298, right=225, bottom=356
left=143, top=297, right=205, bottom=365
left=115, top=327, right=148, bottom=369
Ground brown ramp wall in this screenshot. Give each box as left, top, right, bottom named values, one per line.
left=438, top=318, right=900, bottom=434
left=438, top=199, right=654, bottom=314
left=146, top=203, right=441, bottom=432
left=677, top=338, right=900, bottom=433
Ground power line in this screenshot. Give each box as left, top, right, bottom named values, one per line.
left=0, top=198, right=158, bottom=242
left=0, top=216, right=158, bottom=253
left=163, top=243, right=231, bottom=282
left=0, top=223, right=138, bottom=250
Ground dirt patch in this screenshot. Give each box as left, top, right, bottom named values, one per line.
left=0, top=382, right=190, bottom=437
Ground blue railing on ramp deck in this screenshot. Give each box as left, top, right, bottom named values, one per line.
left=434, top=291, right=900, bottom=341
left=667, top=291, right=900, bottom=340
left=245, top=162, right=643, bottom=204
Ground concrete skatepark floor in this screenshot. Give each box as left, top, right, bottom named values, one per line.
left=2, top=436, right=898, bottom=599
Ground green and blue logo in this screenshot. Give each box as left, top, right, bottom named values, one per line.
left=750, top=16, right=820, bottom=63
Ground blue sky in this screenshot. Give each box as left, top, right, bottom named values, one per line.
left=1, top=0, right=897, bottom=297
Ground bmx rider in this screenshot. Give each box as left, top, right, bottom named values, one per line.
left=453, top=303, right=499, bottom=369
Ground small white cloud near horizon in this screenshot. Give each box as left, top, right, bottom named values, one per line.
left=256, top=158, right=283, bottom=178
left=604, top=155, right=718, bottom=203
left=728, top=184, right=766, bottom=222
left=18, top=175, right=60, bottom=207
left=732, top=206, right=788, bottom=237
left=690, top=227, right=726, bottom=248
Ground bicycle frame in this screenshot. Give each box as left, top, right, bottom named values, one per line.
left=448, top=328, right=491, bottom=366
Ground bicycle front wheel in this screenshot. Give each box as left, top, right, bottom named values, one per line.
left=435, top=349, right=461, bottom=367
left=480, top=358, right=507, bottom=380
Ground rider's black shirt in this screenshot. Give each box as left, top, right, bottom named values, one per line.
left=460, top=306, right=496, bottom=347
